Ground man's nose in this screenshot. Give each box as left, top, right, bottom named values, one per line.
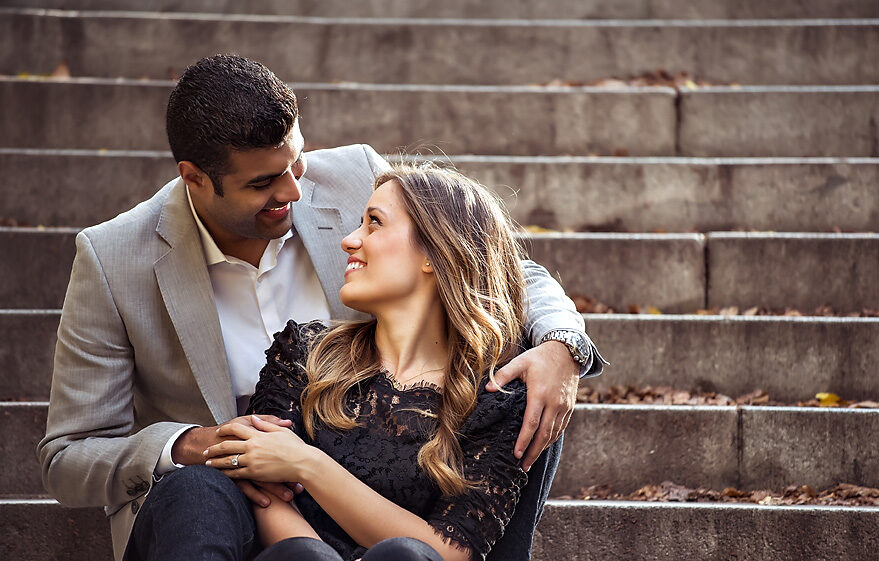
left=276, top=170, right=302, bottom=203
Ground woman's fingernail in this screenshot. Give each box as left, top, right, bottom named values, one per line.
left=205, top=460, right=212, bottom=466
left=284, top=493, right=293, bottom=501
left=524, top=464, right=531, bottom=472
left=202, top=449, right=208, bottom=455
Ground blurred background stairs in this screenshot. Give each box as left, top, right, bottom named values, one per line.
left=2, top=1, right=878, bottom=559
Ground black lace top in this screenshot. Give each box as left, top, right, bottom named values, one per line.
left=247, top=320, right=528, bottom=561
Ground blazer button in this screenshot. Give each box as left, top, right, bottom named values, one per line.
left=131, top=501, right=140, bottom=515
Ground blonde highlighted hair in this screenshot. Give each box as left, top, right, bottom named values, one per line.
left=300, top=164, right=526, bottom=495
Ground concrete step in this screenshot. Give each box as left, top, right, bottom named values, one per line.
left=6, top=228, right=878, bottom=312
left=3, top=79, right=876, bottom=158
left=5, top=10, right=879, bottom=86
left=707, top=233, right=879, bottom=312
left=4, top=0, right=879, bottom=19
left=680, top=86, right=879, bottom=157
left=533, top=501, right=879, bottom=560
left=585, top=315, right=879, bottom=402
left=8, top=313, right=879, bottom=403
left=5, top=150, right=879, bottom=233
left=0, top=77, right=677, bottom=156
left=10, top=402, right=879, bottom=499
left=0, top=311, right=59, bottom=401
left=5, top=0, right=879, bottom=19
left=2, top=499, right=878, bottom=561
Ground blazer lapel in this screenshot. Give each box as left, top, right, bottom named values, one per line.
left=154, top=180, right=236, bottom=423
left=293, top=176, right=360, bottom=320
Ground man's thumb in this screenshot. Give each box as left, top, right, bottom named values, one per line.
left=487, top=362, right=519, bottom=392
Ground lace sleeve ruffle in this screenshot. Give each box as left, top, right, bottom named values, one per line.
left=245, top=320, right=328, bottom=436
left=426, top=379, right=529, bottom=560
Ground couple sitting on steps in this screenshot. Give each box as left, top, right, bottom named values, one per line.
left=38, top=54, right=606, bottom=561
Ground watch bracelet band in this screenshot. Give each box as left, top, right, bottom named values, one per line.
left=540, top=329, right=591, bottom=367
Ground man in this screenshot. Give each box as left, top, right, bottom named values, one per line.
left=38, top=55, right=605, bottom=560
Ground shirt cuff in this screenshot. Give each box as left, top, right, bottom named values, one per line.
left=154, top=425, right=200, bottom=476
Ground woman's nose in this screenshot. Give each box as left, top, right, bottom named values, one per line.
left=341, top=230, right=363, bottom=253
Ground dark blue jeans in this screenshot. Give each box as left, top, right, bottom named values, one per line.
left=255, top=536, right=443, bottom=561
left=124, top=464, right=258, bottom=561
left=124, top=437, right=561, bottom=561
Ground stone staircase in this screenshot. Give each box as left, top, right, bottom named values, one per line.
left=2, top=1, right=878, bottom=559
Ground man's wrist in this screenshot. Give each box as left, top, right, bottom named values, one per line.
left=156, top=424, right=200, bottom=475
left=170, top=425, right=210, bottom=466
left=540, top=329, right=591, bottom=367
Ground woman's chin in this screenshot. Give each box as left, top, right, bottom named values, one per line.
left=339, top=288, right=371, bottom=315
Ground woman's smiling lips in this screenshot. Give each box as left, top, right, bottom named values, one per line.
left=259, top=203, right=290, bottom=220
left=345, top=256, right=366, bottom=276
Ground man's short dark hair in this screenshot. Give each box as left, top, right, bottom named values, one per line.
left=166, top=54, right=298, bottom=196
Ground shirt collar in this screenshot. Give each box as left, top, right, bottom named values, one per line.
left=185, top=186, right=295, bottom=270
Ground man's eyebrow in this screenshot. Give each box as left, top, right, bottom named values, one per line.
left=245, top=171, right=284, bottom=184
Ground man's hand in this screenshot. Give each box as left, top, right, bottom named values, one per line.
left=235, top=480, right=304, bottom=509
left=171, top=414, right=292, bottom=465
left=486, top=341, right=578, bottom=471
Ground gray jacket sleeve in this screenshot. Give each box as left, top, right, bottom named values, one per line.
left=521, top=259, right=606, bottom=378
left=37, top=231, right=188, bottom=508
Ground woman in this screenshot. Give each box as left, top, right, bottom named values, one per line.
left=204, top=164, right=530, bottom=561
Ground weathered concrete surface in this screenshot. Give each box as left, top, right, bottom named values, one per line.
left=525, top=233, right=705, bottom=312
left=554, top=405, right=738, bottom=496
left=0, top=78, right=677, bottom=156
left=0, top=228, right=77, bottom=310
left=454, top=156, right=879, bottom=233
left=4, top=11, right=879, bottom=85
left=707, top=233, right=879, bottom=312
left=533, top=501, right=879, bottom=561
left=680, top=87, right=879, bottom=157
left=741, top=407, right=879, bottom=491
left=0, top=311, right=59, bottom=400
left=0, top=501, right=112, bottom=560
left=1, top=404, right=47, bottom=496
left=0, top=150, right=176, bottom=228
left=583, top=315, right=879, bottom=401
left=4, top=0, right=879, bottom=19
left=8, top=151, right=879, bottom=232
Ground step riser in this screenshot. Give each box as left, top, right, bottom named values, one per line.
left=3, top=501, right=876, bottom=561
left=0, top=80, right=677, bottom=156
left=6, top=230, right=878, bottom=312
left=586, top=317, right=879, bottom=402
left=11, top=314, right=879, bottom=402
left=556, top=406, right=879, bottom=495
left=5, top=13, right=879, bottom=86
left=4, top=0, right=879, bottom=19
left=707, top=233, right=879, bottom=311
left=11, top=404, right=879, bottom=496
left=681, top=90, right=879, bottom=157
left=533, top=502, right=879, bottom=561
left=5, top=152, right=879, bottom=233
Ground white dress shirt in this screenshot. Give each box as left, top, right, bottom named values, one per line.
left=155, top=188, right=332, bottom=474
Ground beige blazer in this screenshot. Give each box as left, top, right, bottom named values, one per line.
left=37, top=144, right=588, bottom=560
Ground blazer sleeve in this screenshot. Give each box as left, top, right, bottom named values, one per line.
left=520, top=259, right=607, bottom=377
left=37, top=231, right=190, bottom=508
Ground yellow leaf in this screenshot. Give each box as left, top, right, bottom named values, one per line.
left=523, top=225, right=557, bottom=234
left=816, top=392, right=841, bottom=406
left=645, top=306, right=662, bottom=315
left=684, top=80, right=698, bottom=90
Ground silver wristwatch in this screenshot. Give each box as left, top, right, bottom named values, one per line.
left=540, top=329, right=592, bottom=367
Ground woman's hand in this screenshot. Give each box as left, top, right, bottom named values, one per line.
left=204, top=415, right=320, bottom=483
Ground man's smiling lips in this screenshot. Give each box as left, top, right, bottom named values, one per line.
left=259, top=203, right=290, bottom=220
left=345, top=256, right=366, bottom=276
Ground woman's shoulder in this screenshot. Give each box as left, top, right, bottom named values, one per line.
left=465, top=377, right=527, bottom=432
left=267, top=319, right=330, bottom=363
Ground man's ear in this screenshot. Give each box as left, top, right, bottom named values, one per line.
left=178, top=161, right=213, bottom=193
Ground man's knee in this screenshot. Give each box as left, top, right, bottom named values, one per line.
left=362, top=537, right=443, bottom=561
left=153, top=464, right=247, bottom=507
left=254, top=537, right=340, bottom=561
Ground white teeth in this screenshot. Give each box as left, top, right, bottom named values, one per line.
left=346, top=261, right=365, bottom=272
left=264, top=204, right=287, bottom=211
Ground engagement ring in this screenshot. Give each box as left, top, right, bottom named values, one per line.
left=231, top=454, right=240, bottom=468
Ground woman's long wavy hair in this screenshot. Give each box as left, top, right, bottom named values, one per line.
left=299, top=163, right=526, bottom=496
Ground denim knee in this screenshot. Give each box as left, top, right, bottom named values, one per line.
left=362, top=537, right=444, bottom=561
left=253, top=537, right=342, bottom=561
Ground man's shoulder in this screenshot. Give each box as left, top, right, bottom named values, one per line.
left=305, top=144, right=391, bottom=184
left=79, top=177, right=179, bottom=252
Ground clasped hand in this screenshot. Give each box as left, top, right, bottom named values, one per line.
left=204, top=415, right=316, bottom=485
